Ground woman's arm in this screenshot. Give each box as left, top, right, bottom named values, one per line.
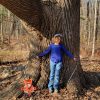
left=61, top=44, right=74, bottom=59
left=38, top=44, right=51, bottom=57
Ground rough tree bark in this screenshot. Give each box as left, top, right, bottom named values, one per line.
left=0, top=0, right=86, bottom=99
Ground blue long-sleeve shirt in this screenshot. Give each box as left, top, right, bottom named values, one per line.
left=39, top=43, right=74, bottom=63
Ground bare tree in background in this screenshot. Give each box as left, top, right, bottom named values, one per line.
left=91, top=0, right=98, bottom=58
left=0, top=5, right=3, bottom=45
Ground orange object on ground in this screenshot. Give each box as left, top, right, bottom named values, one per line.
left=21, top=79, right=37, bottom=96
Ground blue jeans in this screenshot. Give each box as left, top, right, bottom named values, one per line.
left=48, top=60, right=62, bottom=90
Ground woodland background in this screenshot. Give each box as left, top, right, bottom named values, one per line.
left=0, top=0, right=100, bottom=100
left=0, top=0, right=100, bottom=62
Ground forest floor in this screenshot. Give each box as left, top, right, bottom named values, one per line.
left=0, top=58, right=100, bottom=100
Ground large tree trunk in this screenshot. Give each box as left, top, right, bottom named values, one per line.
left=0, top=0, right=86, bottom=99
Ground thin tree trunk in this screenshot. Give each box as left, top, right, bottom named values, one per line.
left=7, top=10, right=11, bottom=44
left=91, top=0, right=98, bottom=58
left=88, top=20, right=91, bottom=46
left=95, top=1, right=99, bottom=41
left=87, top=1, right=91, bottom=46
left=0, top=6, right=3, bottom=45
